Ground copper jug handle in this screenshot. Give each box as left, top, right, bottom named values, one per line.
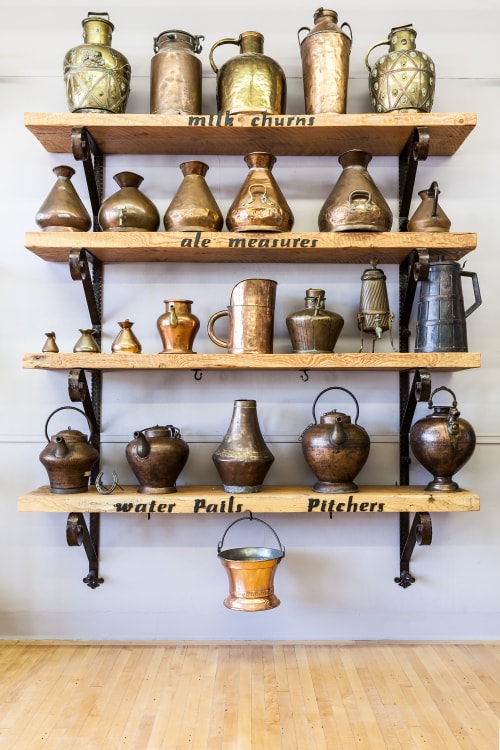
left=209, top=36, right=241, bottom=74
left=297, top=26, right=311, bottom=45
left=217, top=512, right=285, bottom=558
left=44, top=406, right=93, bottom=443
left=207, top=309, right=229, bottom=349
left=311, top=386, right=360, bottom=425
left=365, top=39, right=389, bottom=72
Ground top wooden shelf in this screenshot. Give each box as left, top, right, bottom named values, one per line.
left=24, top=112, right=477, bottom=157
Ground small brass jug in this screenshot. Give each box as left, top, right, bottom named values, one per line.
left=73, top=328, right=100, bottom=353
left=111, top=320, right=142, bottom=353
left=408, top=181, right=451, bottom=233
left=209, top=31, right=286, bottom=115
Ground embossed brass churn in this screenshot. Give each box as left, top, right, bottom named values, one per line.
left=358, top=258, right=396, bottom=352
left=414, top=260, right=481, bottom=353
left=409, top=386, right=476, bottom=492
left=126, top=425, right=190, bottom=494
left=298, top=8, right=352, bottom=114
left=286, top=288, right=344, bottom=353
left=218, top=514, right=284, bottom=611
left=150, top=30, right=204, bottom=114
left=209, top=31, right=286, bottom=115
left=157, top=299, right=200, bottom=353
left=301, top=386, right=370, bottom=493
left=39, top=407, right=99, bottom=494
left=212, top=400, right=275, bottom=493
left=365, top=24, right=435, bottom=113
left=63, top=12, right=131, bottom=114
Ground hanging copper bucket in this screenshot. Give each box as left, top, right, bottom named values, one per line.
left=217, top=514, right=285, bottom=611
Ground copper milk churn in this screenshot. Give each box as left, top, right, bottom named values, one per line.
left=126, top=424, right=190, bottom=494
left=209, top=31, right=286, bottom=115
left=212, top=400, right=275, bottom=493
left=300, top=386, right=370, bottom=493
left=207, top=278, right=277, bottom=354
left=157, top=299, right=200, bottom=353
left=409, top=386, right=476, bottom=492
left=408, top=181, right=451, bottom=233
left=217, top=514, right=284, bottom=611
left=150, top=30, right=204, bottom=115
left=286, top=288, right=344, bottom=353
left=39, top=406, right=99, bottom=494
left=365, top=24, right=435, bottom=113
left=63, top=12, right=131, bottom=114
left=358, top=259, right=396, bottom=352
left=414, top=260, right=481, bottom=352
left=298, top=8, right=353, bottom=114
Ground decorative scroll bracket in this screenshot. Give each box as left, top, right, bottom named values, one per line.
left=398, top=127, right=430, bottom=232
left=69, top=247, right=102, bottom=336
left=66, top=512, right=103, bottom=588
left=71, top=126, right=103, bottom=231
left=395, top=511, right=432, bottom=588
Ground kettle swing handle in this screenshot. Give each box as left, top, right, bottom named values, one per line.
left=311, top=385, right=360, bottom=425
left=217, top=511, right=285, bottom=558
left=427, top=385, right=460, bottom=436
left=209, top=36, right=241, bottom=74
left=44, top=405, right=94, bottom=443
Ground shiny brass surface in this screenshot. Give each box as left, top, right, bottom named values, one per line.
left=318, top=149, right=393, bottom=232
left=73, top=328, right=100, bottom=353
left=209, top=31, right=286, bottom=115
left=226, top=152, right=294, bottom=232
left=207, top=278, right=277, bottom=354
left=408, top=181, right=451, bottom=232
left=301, top=386, right=370, bottom=493
left=111, top=320, right=142, bottom=353
left=63, top=12, right=131, bottom=114
left=36, top=165, right=91, bottom=232
left=98, top=172, right=160, bottom=232
left=126, top=424, right=189, bottom=494
left=157, top=299, right=200, bottom=353
left=365, top=24, right=435, bottom=113
left=286, top=288, right=344, bottom=353
left=42, top=332, right=59, bottom=353
left=150, top=30, right=204, bottom=115
left=357, top=258, right=396, bottom=352
left=212, top=399, right=275, bottom=493
left=298, top=8, right=352, bottom=114
left=409, top=386, right=476, bottom=492
left=164, top=161, right=223, bottom=232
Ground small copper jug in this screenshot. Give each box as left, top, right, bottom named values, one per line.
left=111, top=320, right=142, bottom=353
left=409, top=386, right=476, bottom=492
left=157, top=299, right=200, bottom=353
left=207, top=278, right=277, bottom=354
left=36, top=166, right=91, bottom=232
left=98, top=172, right=160, bottom=232
left=226, top=153, right=294, bottom=232
left=300, top=386, right=370, bottom=493
left=408, top=181, right=451, bottom=232
left=150, top=30, right=204, bottom=115
left=209, top=31, right=286, bottom=115
left=126, top=424, right=190, bottom=494
left=286, top=288, right=344, bottom=353
left=39, top=406, right=99, bottom=494
left=163, top=161, right=223, bottom=232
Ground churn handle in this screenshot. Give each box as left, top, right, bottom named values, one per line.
left=341, top=22, right=353, bottom=42
left=312, top=386, right=360, bottom=425
left=217, top=513, right=285, bottom=557
left=364, top=39, right=389, bottom=72
left=460, top=270, right=482, bottom=318
left=209, top=36, right=241, bottom=74
left=297, top=26, right=310, bottom=45
left=44, top=406, right=94, bottom=443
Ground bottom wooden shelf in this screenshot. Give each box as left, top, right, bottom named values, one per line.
left=18, top=485, right=480, bottom=515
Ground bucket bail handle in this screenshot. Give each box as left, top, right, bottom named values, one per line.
left=217, top=511, right=285, bottom=557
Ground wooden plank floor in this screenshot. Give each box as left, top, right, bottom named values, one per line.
left=0, top=642, right=499, bottom=749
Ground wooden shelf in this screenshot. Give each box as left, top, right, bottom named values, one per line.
left=24, top=231, right=478, bottom=264
left=18, top=485, right=480, bottom=514
left=22, top=352, right=481, bottom=372
left=24, top=112, right=476, bottom=157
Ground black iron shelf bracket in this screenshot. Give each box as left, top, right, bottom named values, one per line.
left=395, top=511, right=433, bottom=588
left=69, top=248, right=102, bottom=335
left=71, top=126, right=103, bottom=231
left=66, top=512, right=103, bottom=588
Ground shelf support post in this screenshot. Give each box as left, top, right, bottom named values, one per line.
left=66, top=512, right=103, bottom=588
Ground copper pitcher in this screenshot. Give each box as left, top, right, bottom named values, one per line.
left=408, top=181, right=451, bottom=232
left=207, top=278, right=277, bottom=354
left=157, top=299, right=200, bottom=353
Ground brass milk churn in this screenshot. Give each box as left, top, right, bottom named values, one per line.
left=298, top=8, right=353, bottom=114
left=414, top=260, right=481, bottom=352
left=408, top=181, right=451, bottom=232
left=63, top=12, right=131, bottom=114
left=286, top=288, right=344, bottom=353
left=209, top=31, right=286, bottom=115
left=358, top=258, right=396, bottom=352
left=39, top=406, right=99, bottom=493
left=212, top=400, right=275, bottom=493
left=157, top=299, right=200, bottom=353
left=126, top=424, right=190, bottom=494
left=365, top=24, right=435, bottom=113
left=300, top=386, right=370, bottom=493
left=207, top=278, right=277, bottom=354
left=318, top=150, right=393, bottom=232
left=409, top=386, right=476, bottom=492
left=150, top=30, right=204, bottom=115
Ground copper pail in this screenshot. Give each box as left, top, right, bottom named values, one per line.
left=217, top=514, right=285, bottom=611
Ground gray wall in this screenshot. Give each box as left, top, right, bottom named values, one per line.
left=1, top=1, right=498, bottom=639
